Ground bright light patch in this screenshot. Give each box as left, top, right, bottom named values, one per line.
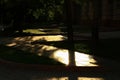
left=52, top=50, right=98, bottom=66
left=52, top=49, right=69, bottom=65
left=78, top=77, right=104, bottom=80
left=32, top=77, right=68, bottom=80
left=1, top=35, right=98, bottom=67
left=75, top=52, right=97, bottom=66
left=41, top=45, right=57, bottom=51
left=6, top=43, right=17, bottom=47
left=48, top=77, right=68, bottom=80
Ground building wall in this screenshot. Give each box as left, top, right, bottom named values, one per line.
left=72, top=0, right=120, bottom=27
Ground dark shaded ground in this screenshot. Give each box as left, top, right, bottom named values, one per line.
left=0, top=63, right=120, bottom=80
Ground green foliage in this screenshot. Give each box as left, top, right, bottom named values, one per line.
left=75, top=43, right=91, bottom=54
left=73, top=0, right=86, bottom=5
left=1, top=0, right=65, bottom=25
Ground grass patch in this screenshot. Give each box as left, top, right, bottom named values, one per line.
left=74, top=39, right=120, bottom=61
left=23, top=29, right=45, bottom=34
left=40, top=40, right=92, bottom=54
left=23, top=28, right=62, bottom=34
left=0, top=45, right=64, bottom=65
left=75, top=43, right=92, bottom=54
left=45, top=39, right=120, bottom=61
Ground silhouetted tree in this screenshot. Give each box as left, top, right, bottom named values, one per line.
left=1, top=0, right=64, bottom=33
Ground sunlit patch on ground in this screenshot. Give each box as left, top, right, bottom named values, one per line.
left=6, top=42, right=17, bottom=47
left=78, top=77, right=104, bottom=80
left=32, top=77, right=104, bottom=80
left=23, top=28, right=63, bottom=34
left=52, top=50, right=69, bottom=65
left=0, top=35, right=98, bottom=66
left=13, top=35, right=66, bottom=42
left=23, top=29, right=45, bottom=34
left=0, top=35, right=66, bottom=45
left=52, top=49, right=98, bottom=66
left=32, top=77, right=68, bottom=80
left=75, top=52, right=97, bottom=66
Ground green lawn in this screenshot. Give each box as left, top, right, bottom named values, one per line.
left=0, top=38, right=120, bottom=64
left=45, top=39, right=120, bottom=61
left=75, top=39, right=120, bottom=61
left=1, top=26, right=120, bottom=64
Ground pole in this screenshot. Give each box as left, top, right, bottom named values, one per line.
left=92, top=0, right=102, bottom=54
left=65, top=0, right=75, bottom=66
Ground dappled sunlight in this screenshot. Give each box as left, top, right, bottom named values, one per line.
left=28, top=35, right=66, bottom=41
left=5, top=38, right=98, bottom=66
left=13, top=35, right=65, bottom=42
left=75, top=52, right=97, bottom=66
left=14, top=37, right=33, bottom=43
left=51, top=49, right=69, bottom=65
left=1, top=35, right=65, bottom=55
left=14, top=35, right=65, bottom=43
left=32, top=77, right=68, bottom=80
left=23, top=27, right=65, bottom=34
left=32, top=77, right=104, bottom=80
left=40, top=45, right=57, bottom=51
left=23, top=28, right=62, bottom=34
left=0, top=35, right=66, bottom=46
left=41, top=35, right=66, bottom=41
left=7, top=42, right=58, bottom=57
left=6, top=42, right=17, bottom=47
left=46, top=35, right=66, bottom=41
left=78, top=77, right=104, bottom=80
left=52, top=49, right=98, bottom=66
left=1, top=36, right=98, bottom=66
left=23, top=29, right=45, bottom=34
left=48, top=77, right=68, bottom=80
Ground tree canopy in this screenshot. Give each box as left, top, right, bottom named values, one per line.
left=1, top=0, right=65, bottom=25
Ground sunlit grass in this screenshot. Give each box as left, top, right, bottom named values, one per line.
left=52, top=50, right=69, bottom=65
left=32, top=77, right=104, bottom=80
left=1, top=35, right=119, bottom=66
left=52, top=49, right=98, bottom=66
left=2, top=43, right=98, bottom=66
left=75, top=52, right=97, bottom=66
left=78, top=77, right=104, bottom=80
left=32, top=77, right=68, bottom=80
left=23, top=28, right=62, bottom=34
left=0, top=35, right=98, bottom=66
left=23, top=29, right=45, bottom=34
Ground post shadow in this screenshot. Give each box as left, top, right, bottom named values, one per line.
left=91, top=0, right=102, bottom=55
left=65, top=0, right=75, bottom=66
